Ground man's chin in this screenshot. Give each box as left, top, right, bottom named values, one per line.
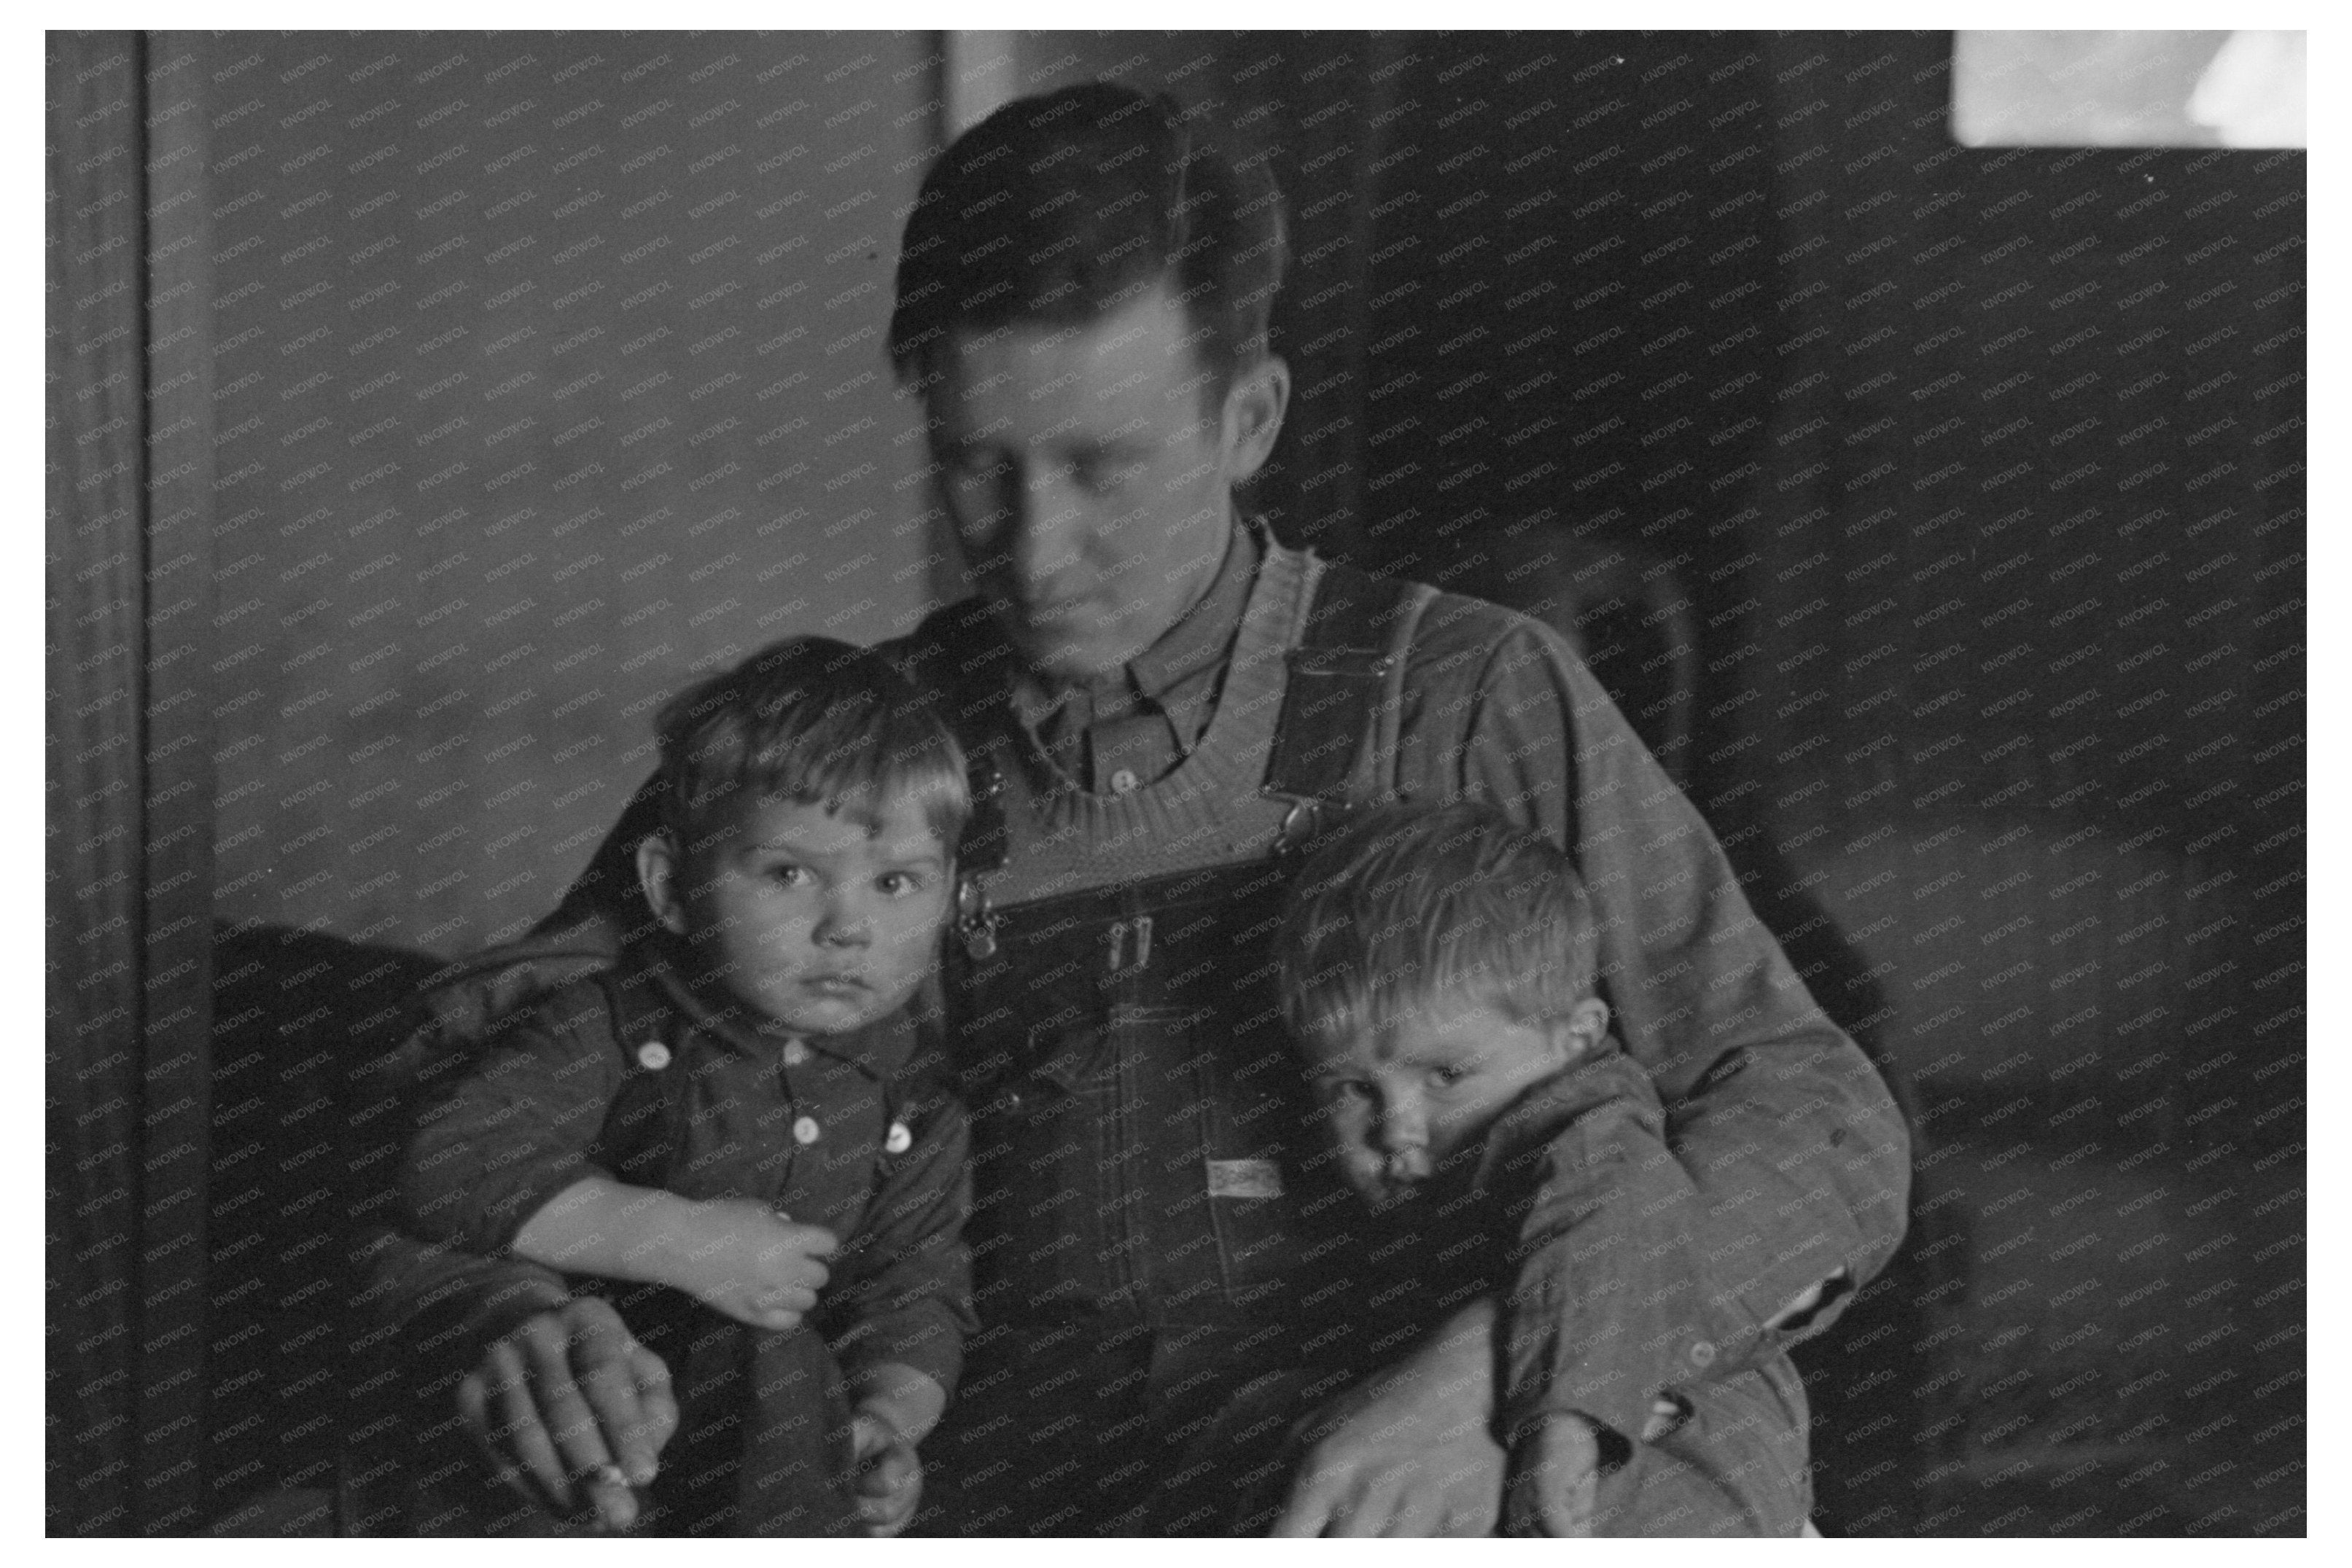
left=992, top=604, right=1129, bottom=682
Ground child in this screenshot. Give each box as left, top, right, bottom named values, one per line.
left=400, top=636, right=974, bottom=1537
left=1275, top=800, right=1815, bottom=1537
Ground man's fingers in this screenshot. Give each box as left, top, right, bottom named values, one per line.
left=490, top=1346, right=577, bottom=1513
left=1327, top=1474, right=1404, bottom=1538
left=621, top=1338, right=679, bottom=1477
left=1266, top=1467, right=1344, bottom=1537
left=1384, top=1475, right=1450, bottom=1537
left=457, top=1362, right=545, bottom=1511
left=570, top=1330, right=666, bottom=1495
left=520, top=1325, right=628, bottom=1513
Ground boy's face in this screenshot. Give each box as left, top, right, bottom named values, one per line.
left=1304, top=995, right=1608, bottom=1209
left=639, top=790, right=952, bottom=1038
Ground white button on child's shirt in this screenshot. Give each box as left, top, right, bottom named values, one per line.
left=793, top=1115, right=821, bottom=1145
left=1108, top=768, right=1140, bottom=796
left=781, top=1040, right=811, bottom=1067
left=885, top=1120, right=914, bottom=1155
left=634, top=1040, right=671, bottom=1071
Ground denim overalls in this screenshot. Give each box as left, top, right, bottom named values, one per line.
left=919, top=561, right=1433, bottom=1535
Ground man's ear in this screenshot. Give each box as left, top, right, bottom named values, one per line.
left=1220, top=354, right=1291, bottom=485
left=636, top=833, right=691, bottom=937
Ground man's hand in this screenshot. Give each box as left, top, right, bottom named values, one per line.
left=456, top=1296, right=679, bottom=1533
left=1269, top=1301, right=1507, bottom=1537
left=666, top=1199, right=838, bottom=1331
left=1502, top=1414, right=1602, bottom=1537
left=849, top=1410, right=923, bottom=1537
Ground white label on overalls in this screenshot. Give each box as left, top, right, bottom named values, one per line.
left=1206, top=1159, right=1283, bottom=1199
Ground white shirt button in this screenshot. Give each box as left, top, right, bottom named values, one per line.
left=885, top=1120, right=913, bottom=1155
left=793, top=1115, right=820, bottom=1146
left=781, top=1040, right=811, bottom=1066
left=1108, top=768, right=1140, bottom=795
left=634, top=1040, right=671, bottom=1072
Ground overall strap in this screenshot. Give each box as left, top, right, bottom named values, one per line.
left=1260, top=556, right=1435, bottom=848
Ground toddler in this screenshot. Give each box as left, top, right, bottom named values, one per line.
left=401, top=636, right=974, bottom=1536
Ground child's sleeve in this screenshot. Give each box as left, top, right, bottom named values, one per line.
left=1489, top=1050, right=1721, bottom=1454
left=399, top=986, right=628, bottom=1257
left=819, top=1071, right=976, bottom=1403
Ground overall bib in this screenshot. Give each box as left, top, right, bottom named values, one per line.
left=921, top=558, right=1433, bottom=1536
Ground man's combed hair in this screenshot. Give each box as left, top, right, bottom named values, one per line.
left=887, top=82, right=1288, bottom=400
left=654, top=636, right=969, bottom=854
left=1277, top=801, right=1600, bottom=1047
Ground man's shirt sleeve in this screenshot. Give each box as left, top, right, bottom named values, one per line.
left=399, top=988, right=627, bottom=1258
left=1409, top=608, right=1911, bottom=1392
left=820, top=1075, right=976, bottom=1400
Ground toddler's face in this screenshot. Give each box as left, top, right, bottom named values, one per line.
left=653, top=790, right=952, bottom=1038
left=1304, top=996, right=1584, bottom=1209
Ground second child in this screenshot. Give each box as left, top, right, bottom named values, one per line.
left=1275, top=801, right=1815, bottom=1537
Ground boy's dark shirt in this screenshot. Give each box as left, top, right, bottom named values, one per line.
left=397, top=935, right=973, bottom=1534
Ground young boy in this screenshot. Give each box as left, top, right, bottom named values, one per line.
left=399, top=636, right=974, bottom=1537
left=1276, top=801, right=1815, bottom=1537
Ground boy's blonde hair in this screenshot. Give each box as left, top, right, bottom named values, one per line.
left=1277, top=800, right=1600, bottom=1048
left=655, top=636, right=968, bottom=856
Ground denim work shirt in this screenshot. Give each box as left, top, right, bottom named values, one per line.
left=397, top=937, right=973, bottom=1533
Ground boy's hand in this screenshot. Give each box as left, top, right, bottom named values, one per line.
left=849, top=1409, right=922, bottom=1537
left=663, top=1198, right=838, bottom=1330
left=1501, top=1414, right=1602, bottom=1537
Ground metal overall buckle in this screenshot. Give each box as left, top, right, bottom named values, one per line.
left=955, top=874, right=999, bottom=961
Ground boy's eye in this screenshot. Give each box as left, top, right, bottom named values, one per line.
left=878, top=870, right=924, bottom=896
left=1323, top=1080, right=1371, bottom=1105
left=767, top=864, right=810, bottom=887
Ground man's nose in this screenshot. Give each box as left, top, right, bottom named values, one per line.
left=1008, top=468, right=1083, bottom=589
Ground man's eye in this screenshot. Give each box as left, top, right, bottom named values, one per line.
left=1074, top=460, right=1132, bottom=495
left=1428, top=1065, right=1469, bottom=1090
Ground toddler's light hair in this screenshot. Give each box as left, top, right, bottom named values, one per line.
left=1277, top=800, right=1599, bottom=1049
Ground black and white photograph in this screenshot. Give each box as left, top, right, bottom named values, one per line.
left=44, top=18, right=2310, bottom=1539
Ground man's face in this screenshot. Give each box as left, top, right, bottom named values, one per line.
left=924, top=282, right=1275, bottom=682
left=643, top=790, right=952, bottom=1037
left=1304, top=996, right=1584, bottom=1209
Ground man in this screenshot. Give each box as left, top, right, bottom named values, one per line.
left=367, top=82, right=1908, bottom=1536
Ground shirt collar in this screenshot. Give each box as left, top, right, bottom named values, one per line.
left=612, top=935, right=914, bottom=1080
left=1127, top=515, right=1260, bottom=704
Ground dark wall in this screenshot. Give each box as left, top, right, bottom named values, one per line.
left=201, top=31, right=944, bottom=953
left=1317, top=31, right=2303, bottom=1531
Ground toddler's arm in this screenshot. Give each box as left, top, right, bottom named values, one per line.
left=512, top=1177, right=838, bottom=1333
